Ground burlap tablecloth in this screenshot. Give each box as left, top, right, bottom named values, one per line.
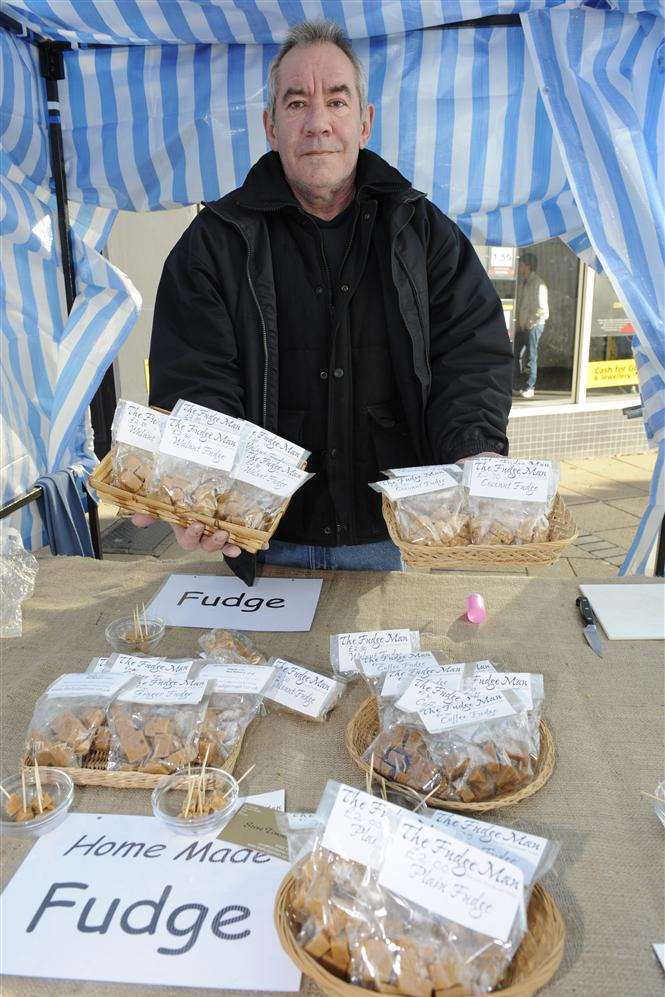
left=1, top=556, right=663, bottom=997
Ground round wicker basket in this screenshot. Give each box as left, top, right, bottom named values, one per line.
left=383, top=493, right=577, bottom=569
left=346, top=697, right=555, bottom=813
left=275, top=868, right=565, bottom=997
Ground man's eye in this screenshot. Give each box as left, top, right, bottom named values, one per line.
left=329, top=100, right=346, bottom=108
left=288, top=101, right=305, bottom=110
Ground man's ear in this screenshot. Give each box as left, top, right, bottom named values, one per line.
left=263, top=109, right=278, bottom=150
left=359, top=103, right=375, bottom=149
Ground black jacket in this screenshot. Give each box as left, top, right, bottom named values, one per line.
left=149, top=150, right=513, bottom=544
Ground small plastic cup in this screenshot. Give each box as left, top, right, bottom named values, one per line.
left=152, top=767, right=239, bottom=837
left=0, top=767, right=74, bottom=837
left=105, top=614, right=165, bottom=655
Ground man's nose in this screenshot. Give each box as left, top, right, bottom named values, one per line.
left=304, top=100, right=332, bottom=135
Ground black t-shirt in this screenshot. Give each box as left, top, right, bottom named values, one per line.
left=307, top=200, right=356, bottom=290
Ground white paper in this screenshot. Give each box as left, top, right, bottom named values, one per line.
left=472, top=673, right=540, bottom=710
left=117, top=676, right=207, bottom=705
left=385, top=464, right=461, bottom=479
left=381, top=658, right=467, bottom=699
left=263, top=659, right=341, bottom=718
left=45, top=673, right=130, bottom=699
left=0, top=812, right=299, bottom=992
left=196, top=663, right=276, bottom=696
left=114, top=401, right=167, bottom=451
left=320, top=784, right=401, bottom=870
left=373, top=470, right=460, bottom=500
left=653, top=944, right=665, bottom=972
left=106, top=655, right=194, bottom=680
left=579, top=584, right=665, bottom=641
left=172, top=400, right=243, bottom=437
left=146, top=574, right=323, bottom=632
left=240, top=425, right=307, bottom=466
left=357, top=649, right=432, bottom=679
left=230, top=444, right=310, bottom=497
left=332, top=628, right=420, bottom=675
left=473, top=660, right=497, bottom=674
left=158, top=417, right=238, bottom=472
left=395, top=680, right=519, bottom=733
left=463, top=457, right=551, bottom=503
left=379, top=812, right=524, bottom=942
left=427, top=811, right=550, bottom=886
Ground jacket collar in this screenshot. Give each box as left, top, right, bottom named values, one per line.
left=225, top=149, right=422, bottom=213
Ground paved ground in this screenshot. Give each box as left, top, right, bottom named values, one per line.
left=90, top=451, right=657, bottom=578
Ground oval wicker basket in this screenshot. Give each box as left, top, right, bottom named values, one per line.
left=346, top=697, right=555, bottom=813
left=89, top=452, right=293, bottom=554
left=275, top=867, right=565, bottom=997
left=383, top=493, right=577, bottom=569
left=22, top=731, right=244, bottom=790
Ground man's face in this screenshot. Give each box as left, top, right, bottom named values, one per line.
left=518, top=261, right=530, bottom=280
left=264, top=42, right=374, bottom=199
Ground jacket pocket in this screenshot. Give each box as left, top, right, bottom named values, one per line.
left=367, top=403, right=416, bottom=470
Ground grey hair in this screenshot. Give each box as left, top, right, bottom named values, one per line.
left=267, top=19, right=368, bottom=121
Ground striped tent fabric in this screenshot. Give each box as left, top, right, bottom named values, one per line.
left=522, top=6, right=664, bottom=571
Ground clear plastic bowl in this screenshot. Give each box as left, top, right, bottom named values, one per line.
left=151, top=767, right=239, bottom=837
left=654, top=781, right=665, bottom=827
left=1, top=767, right=74, bottom=837
left=105, top=614, right=165, bottom=654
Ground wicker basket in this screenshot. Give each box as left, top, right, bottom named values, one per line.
left=346, top=697, right=555, bottom=813
left=275, top=867, right=565, bottom=997
left=89, top=452, right=293, bottom=554
left=383, top=493, right=577, bottom=569
left=22, top=732, right=244, bottom=790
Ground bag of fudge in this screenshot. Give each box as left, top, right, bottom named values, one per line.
left=109, top=400, right=167, bottom=497
left=370, top=468, right=466, bottom=546
left=462, top=456, right=560, bottom=545
left=192, top=662, right=275, bottom=765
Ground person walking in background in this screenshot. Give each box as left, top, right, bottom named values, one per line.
left=513, top=252, right=549, bottom=399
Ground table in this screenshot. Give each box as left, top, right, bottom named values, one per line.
left=1, top=556, right=663, bottom=997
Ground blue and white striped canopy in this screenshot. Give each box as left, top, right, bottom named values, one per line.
left=1, top=1, right=663, bottom=570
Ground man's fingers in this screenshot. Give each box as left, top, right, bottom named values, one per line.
left=131, top=513, right=156, bottom=527
left=222, top=544, right=242, bottom=558
left=200, top=530, right=231, bottom=553
left=173, top=522, right=205, bottom=550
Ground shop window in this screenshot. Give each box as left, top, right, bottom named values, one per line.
left=586, top=274, right=639, bottom=397
left=474, top=239, right=581, bottom=405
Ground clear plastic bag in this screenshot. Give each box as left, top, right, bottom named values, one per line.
left=462, top=457, right=560, bottom=546
left=193, top=662, right=274, bottom=764
left=23, top=673, right=131, bottom=767
left=359, top=652, right=469, bottom=703
left=330, top=629, right=421, bottom=680
left=263, top=656, right=345, bottom=721
left=0, top=527, right=38, bottom=638
left=151, top=414, right=239, bottom=518
left=221, top=436, right=313, bottom=532
left=370, top=468, right=466, bottom=546
left=109, top=400, right=167, bottom=497
left=198, top=628, right=266, bottom=665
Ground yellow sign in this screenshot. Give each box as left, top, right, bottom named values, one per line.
left=587, top=359, right=638, bottom=388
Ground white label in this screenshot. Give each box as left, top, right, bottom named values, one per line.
left=240, top=426, right=307, bottom=466
left=114, top=401, right=167, bottom=451
left=284, top=812, right=321, bottom=830
left=321, top=784, right=401, bottom=870
left=395, top=680, right=519, bottom=733
left=472, top=673, right=539, bottom=709
left=381, top=658, right=467, bottom=699
left=374, top=470, right=460, bottom=500
left=427, top=810, right=550, bottom=886
left=385, top=464, right=461, bottom=479
left=158, top=417, right=238, bottom=471
left=172, top=400, right=243, bottom=437
left=379, top=812, right=524, bottom=942
left=197, top=662, right=275, bottom=695
left=231, top=443, right=310, bottom=497
left=473, top=660, right=497, bottom=675
left=653, top=944, right=665, bottom=972
left=117, top=676, right=207, bottom=705
left=106, top=655, right=194, bottom=679
left=263, top=659, right=341, bottom=718
left=333, top=629, right=420, bottom=675
left=463, top=457, right=551, bottom=503
left=87, top=657, right=110, bottom=673
left=45, top=673, right=130, bottom=699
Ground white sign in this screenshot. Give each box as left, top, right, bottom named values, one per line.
left=158, top=417, right=238, bottom=472
left=378, top=812, right=524, bottom=943
left=463, top=457, right=552, bottom=503
left=197, top=663, right=276, bottom=696
left=146, top=574, right=323, bottom=632
left=114, top=401, right=167, bottom=451
left=105, top=655, right=195, bottom=680
left=263, top=659, right=342, bottom=719
left=472, top=673, right=541, bottom=710
left=320, top=784, right=401, bottom=870
left=45, top=673, right=130, bottom=699
left=331, top=629, right=420, bottom=675
left=0, top=811, right=299, bottom=992
left=382, top=659, right=467, bottom=699
left=117, top=676, right=207, bottom=705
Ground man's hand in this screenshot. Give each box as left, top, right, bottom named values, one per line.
left=456, top=451, right=503, bottom=464
left=131, top=514, right=243, bottom=557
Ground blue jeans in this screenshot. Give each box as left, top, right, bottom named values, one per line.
left=514, top=323, right=544, bottom=391
left=258, top=539, right=404, bottom=571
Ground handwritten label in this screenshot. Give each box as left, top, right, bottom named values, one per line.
left=240, top=426, right=308, bottom=466
left=263, top=659, right=342, bottom=718
left=472, top=673, right=542, bottom=710
left=379, top=812, right=524, bottom=942
left=463, top=457, right=552, bottom=503
left=427, top=811, right=550, bottom=886
left=321, top=784, right=401, bottom=869
left=381, top=658, right=467, bottom=699
left=113, top=401, right=167, bottom=451
left=105, top=655, right=194, bottom=679
left=172, top=400, right=243, bottom=437
left=197, top=663, right=275, bottom=696
left=385, top=464, right=462, bottom=479
left=331, top=629, right=420, bottom=675
left=231, top=444, right=311, bottom=497
left=45, top=673, right=131, bottom=699
left=373, top=470, right=460, bottom=500
left=158, top=417, right=238, bottom=471
left=473, top=660, right=497, bottom=675
left=395, top=681, right=519, bottom=733
left=117, top=676, right=208, bottom=705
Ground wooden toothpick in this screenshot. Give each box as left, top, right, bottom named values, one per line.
left=34, top=762, right=43, bottom=813
left=0, top=784, right=11, bottom=801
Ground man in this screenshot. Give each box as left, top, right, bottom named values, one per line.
left=136, top=20, right=513, bottom=570
left=513, top=252, right=549, bottom=400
